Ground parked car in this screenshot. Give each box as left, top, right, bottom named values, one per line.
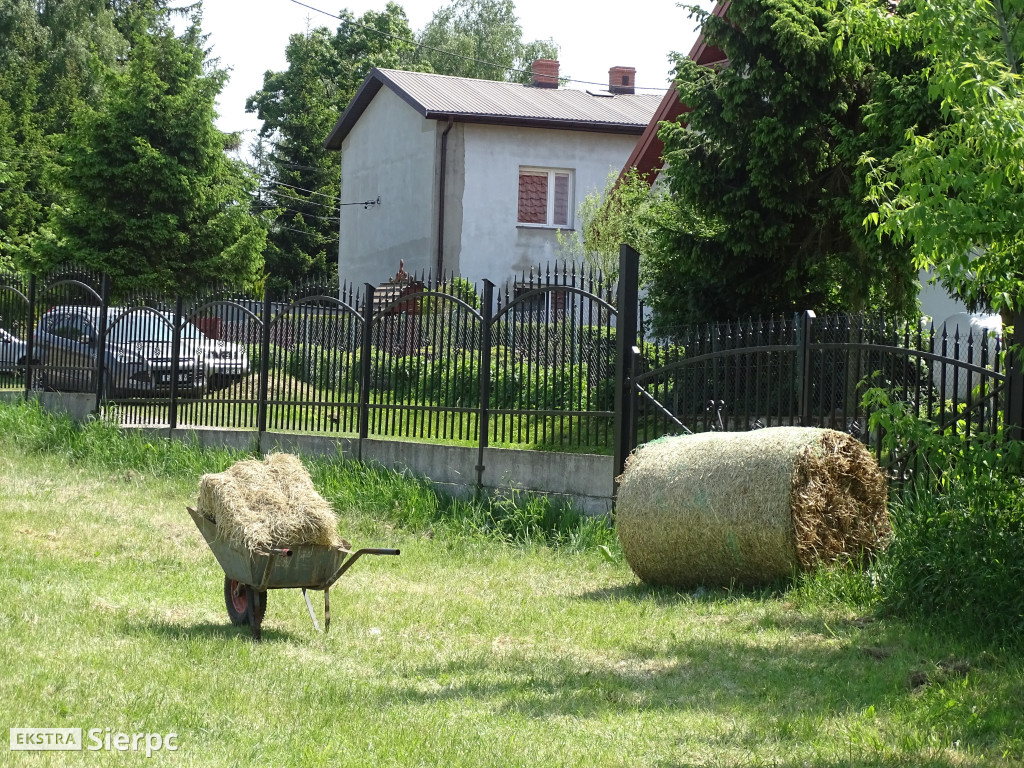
left=180, top=319, right=250, bottom=381
left=34, top=306, right=206, bottom=397
left=0, top=327, right=30, bottom=375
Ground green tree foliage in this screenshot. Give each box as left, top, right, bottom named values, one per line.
left=247, top=3, right=419, bottom=296
left=416, top=0, right=558, bottom=82
left=0, top=0, right=126, bottom=268
left=842, top=0, right=1024, bottom=317
left=557, top=168, right=680, bottom=283
left=33, top=5, right=266, bottom=294
left=646, top=0, right=922, bottom=330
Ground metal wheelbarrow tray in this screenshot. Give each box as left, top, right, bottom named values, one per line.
left=187, top=506, right=399, bottom=640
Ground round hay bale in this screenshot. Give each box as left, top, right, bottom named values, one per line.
left=615, top=427, right=889, bottom=588
left=197, top=452, right=341, bottom=552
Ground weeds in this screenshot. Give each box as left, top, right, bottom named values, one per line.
left=0, top=398, right=612, bottom=552
left=864, top=389, right=1024, bottom=644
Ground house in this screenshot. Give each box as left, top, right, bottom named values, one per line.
left=324, top=61, right=661, bottom=291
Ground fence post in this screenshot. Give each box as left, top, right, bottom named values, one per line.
left=168, top=294, right=183, bottom=431
left=94, top=274, right=111, bottom=414
left=357, top=283, right=375, bottom=459
left=795, top=309, right=816, bottom=426
left=476, top=281, right=494, bottom=488
left=613, top=244, right=641, bottom=489
left=23, top=274, right=36, bottom=399
left=1003, top=309, right=1024, bottom=443
left=256, top=288, right=272, bottom=436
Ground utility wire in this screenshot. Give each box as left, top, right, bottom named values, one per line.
left=266, top=186, right=341, bottom=211
left=284, top=0, right=673, bottom=93
left=265, top=203, right=340, bottom=222
left=271, top=180, right=340, bottom=201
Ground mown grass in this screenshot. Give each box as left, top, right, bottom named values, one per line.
left=1, top=400, right=1023, bottom=766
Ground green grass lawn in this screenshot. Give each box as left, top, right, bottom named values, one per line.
left=1, top=425, right=1023, bottom=765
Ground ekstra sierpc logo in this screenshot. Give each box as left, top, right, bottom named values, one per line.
left=10, top=728, right=179, bottom=757
left=10, top=729, right=82, bottom=751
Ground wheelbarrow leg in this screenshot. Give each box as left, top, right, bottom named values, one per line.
left=248, top=588, right=264, bottom=641
left=302, top=588, right=322, bottom=632
left=324, top=588, right=331, bottom=634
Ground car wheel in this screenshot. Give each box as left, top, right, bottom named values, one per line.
left=15, top=357, right=43, bottom=389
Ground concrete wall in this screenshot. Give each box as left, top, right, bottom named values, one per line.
left=1, top=391, right=614, bottom=514
left=1, top=390, right=96, bottom=421
left=339, top=87, right=439, bottom=287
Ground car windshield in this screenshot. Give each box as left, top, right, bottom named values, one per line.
left=109, top=314, right=175, bottom=343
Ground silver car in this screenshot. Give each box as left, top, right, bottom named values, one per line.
left=0, top=327, right=29, bottom=375
left=181, top=320, right=250, bottom=381
left=35, top=306, right=206, bottom=397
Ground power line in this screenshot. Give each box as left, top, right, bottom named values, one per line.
left=265, top=185, right=341, bottom=212
left=283, top=0, right=672, bottom=93
left=269, top=179, right=340, bottom=202
left=267, top=204, right=340, bottom=222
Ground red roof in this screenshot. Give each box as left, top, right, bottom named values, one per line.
left=623, top=0, right=731, bottom=183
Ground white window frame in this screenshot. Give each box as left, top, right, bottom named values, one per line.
left=517, top=167, right=574, bottom=229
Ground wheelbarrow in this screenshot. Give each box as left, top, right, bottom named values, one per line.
left=187, top=507, right=400, bottom=640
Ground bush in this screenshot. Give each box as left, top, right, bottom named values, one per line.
left=865, top=389, right=1024, bottom=642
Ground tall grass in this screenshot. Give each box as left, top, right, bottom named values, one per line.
left=878, top=480, right=1024, bottom=640
left=863, top=389, right=1024, bottom=644
left=0, top=398, right=613, bottom=551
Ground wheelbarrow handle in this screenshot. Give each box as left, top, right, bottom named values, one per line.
left=324, top=547, right=401, bottom=589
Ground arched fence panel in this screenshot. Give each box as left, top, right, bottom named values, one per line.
left=367, top=280, right=484, bottom=444
left=489, top=266, right=617, bottom=451
left=625, top=309, right=1008, bottom=488
left=177, top=292, right=265, bottom=431
left=0, top=270, right=33, bottom=390
left=264, top=286, right=364, bottom=436
left=30, top=268, right=106, bottom=402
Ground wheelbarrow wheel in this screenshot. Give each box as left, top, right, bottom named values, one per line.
left=224, top=577, right=266, bottom=627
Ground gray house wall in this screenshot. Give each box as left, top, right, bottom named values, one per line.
left=338, top=87, right=439, bottom=287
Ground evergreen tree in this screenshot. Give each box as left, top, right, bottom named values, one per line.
left=0, top=0, right=126, bottom=268
left=34, top=5, right=265, bottom=293
left=645, top=0, right=925, bottom=329
left=247, top=3, right=418, bottom=295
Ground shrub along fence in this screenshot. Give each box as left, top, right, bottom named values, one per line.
left=1, top=249, right=1020, bottom=493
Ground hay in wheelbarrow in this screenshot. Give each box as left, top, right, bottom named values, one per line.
left=196, top=452, right=342, bottom=552
left=615, top=427, right=890, bottom=588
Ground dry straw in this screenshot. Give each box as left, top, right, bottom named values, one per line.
left=615, top=427, right=890, bottom=588
left=197, top=453, right=342, bottom=552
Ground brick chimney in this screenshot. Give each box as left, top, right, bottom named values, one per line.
left=608, top=66, right=636, bottom=95
left=531, top=59, right=559, bottom=88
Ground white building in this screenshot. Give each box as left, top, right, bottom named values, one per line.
left=324, top=61, right=661, bottom=289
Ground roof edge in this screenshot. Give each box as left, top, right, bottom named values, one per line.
left=325, top=67, right=656, bottom=150
left=325, top=69, right=432, bottom=150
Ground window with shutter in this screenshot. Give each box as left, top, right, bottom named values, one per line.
left=517, top=168, right=574, bottom=227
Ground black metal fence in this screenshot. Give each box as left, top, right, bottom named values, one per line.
left=1, top=250, right=1016, bottom=491
left=0, top=264, right=618, bottom=468
left=623, top=305, right=1014, bottom=481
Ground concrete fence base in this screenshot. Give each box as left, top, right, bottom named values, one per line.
left=1, top=391, right=614, bottom=515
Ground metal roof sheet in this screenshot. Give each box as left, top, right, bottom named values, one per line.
left=325, top=68, right=663, bottom=149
